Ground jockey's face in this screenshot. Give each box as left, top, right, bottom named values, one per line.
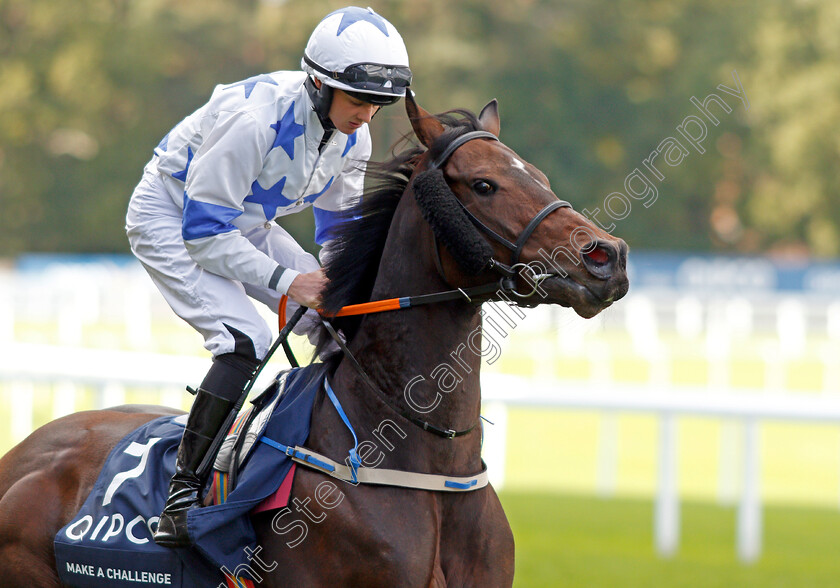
left=327, top=88, right=380, bottom=135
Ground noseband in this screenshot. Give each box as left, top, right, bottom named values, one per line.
left=426, top=130, right=573, bottom=294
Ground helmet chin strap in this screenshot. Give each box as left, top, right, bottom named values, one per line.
left=306, top=75, right=392, bottom=130
left=305, top=75, right=335, bottom=131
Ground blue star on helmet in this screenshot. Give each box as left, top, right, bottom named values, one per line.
left=270, top=102, right=305, bottom=160
left=172, top=146, right=194, bottom=182
left=245, top=176, right=296, bottom=219
left=227, top=74, right=279, bottom=99
left=330, top=6, right=390, bottom=37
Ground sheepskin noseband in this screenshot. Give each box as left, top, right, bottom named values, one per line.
left=412, top=169, right=494, bottom=276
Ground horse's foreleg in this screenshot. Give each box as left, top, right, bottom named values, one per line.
left=439, top=486, right=515, bottom=587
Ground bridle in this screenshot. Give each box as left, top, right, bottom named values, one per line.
left=329, top=129, right=576, bottom=318
left=305, top=129, right=576, bottom=439
left=426, top=130, right=573, bottom=300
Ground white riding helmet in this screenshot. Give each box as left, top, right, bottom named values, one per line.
left=302, top=6, right=412, bottom=105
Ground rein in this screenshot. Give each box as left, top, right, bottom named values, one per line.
left=329, top=279, right=512, bottom=317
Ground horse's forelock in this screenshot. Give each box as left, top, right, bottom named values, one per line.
left=427, top=110, right=483, bottom=163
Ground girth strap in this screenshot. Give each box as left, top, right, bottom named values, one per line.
left=260, top=438, right=489, bottom=492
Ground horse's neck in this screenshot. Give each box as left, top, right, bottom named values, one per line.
left=350, top=304, right=482, bottom=413
left=329, top=246, right=485, bottom=473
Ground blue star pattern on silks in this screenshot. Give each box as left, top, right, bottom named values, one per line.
left=227, top=74, right=279, bottom=99
left=172, top=146, right=193, bottom=182
left=157, top=132, right=169, bottom=152
left=342, top=132, right=357, bottom=157
left=303, top=177, right=334, bottom=204
left=329, top=6, right=390, bottom=37
left=245, top=176, right=295, bottom=219
left=270, top=103, right=305, bottom=160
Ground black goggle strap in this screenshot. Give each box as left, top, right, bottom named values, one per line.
left=344, top=89, right=400, bottom=107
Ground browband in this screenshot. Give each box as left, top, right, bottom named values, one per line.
left=428, top=131, right=499, bottom=170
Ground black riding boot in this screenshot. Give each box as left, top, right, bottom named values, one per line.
left=154, top=350, right=258, bottom=547
left=153, top=389, right=236, bottom=547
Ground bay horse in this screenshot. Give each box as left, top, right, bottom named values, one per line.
left=0, top=94, right=628, bottom=587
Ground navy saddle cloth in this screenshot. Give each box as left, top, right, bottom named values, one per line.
left=54, top=363, right=327, bottom=587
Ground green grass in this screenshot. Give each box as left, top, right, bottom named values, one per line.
left=500, top=491, right=840, bottom=587
left=500, top=409, right=840, bottom=507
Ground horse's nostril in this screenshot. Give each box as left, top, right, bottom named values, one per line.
left=583, top=245, right=610, bottom=266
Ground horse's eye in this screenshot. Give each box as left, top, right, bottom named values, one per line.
left=472, top=179, right=496, bottom=195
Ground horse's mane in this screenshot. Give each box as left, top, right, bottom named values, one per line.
left=313, top=108, right=483, bottom=360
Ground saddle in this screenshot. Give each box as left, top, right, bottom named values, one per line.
left=54, top=363, right=327, bottom=588
left=207, top=369, right=294, bottom=507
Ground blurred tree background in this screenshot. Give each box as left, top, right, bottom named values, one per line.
left=0, top=0, right=837, bottom=258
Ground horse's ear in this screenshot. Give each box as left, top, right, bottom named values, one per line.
left=406, top=91, right=444, bottom=148
left=478, top=99, right=501, bottom=137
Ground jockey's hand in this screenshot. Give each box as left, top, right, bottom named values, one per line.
left=286, top=269, right=328, bottom=309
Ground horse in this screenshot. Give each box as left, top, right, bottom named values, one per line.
left=0, top=94, right=628, bottom=587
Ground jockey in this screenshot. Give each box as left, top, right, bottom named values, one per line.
left=125, top=6, right=412, bottom=547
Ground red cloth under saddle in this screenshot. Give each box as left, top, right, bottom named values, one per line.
left=207, top=403, right=297, bottom=512
left=252, top=463, right=296, bottom=514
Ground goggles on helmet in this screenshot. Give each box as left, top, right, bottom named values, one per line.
left=304, top=55, right=412, bottom=93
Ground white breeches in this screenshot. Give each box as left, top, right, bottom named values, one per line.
left=125, top=160, right=320, bottom=359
